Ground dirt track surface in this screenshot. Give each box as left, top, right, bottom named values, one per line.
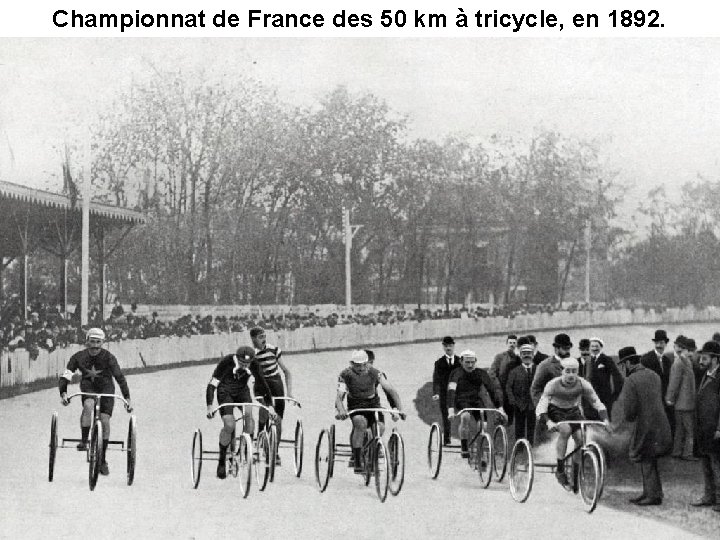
left=4, top=324, right=716, bottom=539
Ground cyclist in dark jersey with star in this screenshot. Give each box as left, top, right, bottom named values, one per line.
left=206, top=345, right=276, bottom=479
left=59, top=327, right=132, bottom=476
left=336, top=349, right=405, bottom=473
left=250, top=327, right=293, bottom=464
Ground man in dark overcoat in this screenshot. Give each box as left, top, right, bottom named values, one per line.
left=691, top=341, right=720, bottom=512
left=432, top=336, right=461, bottom=445
left=617, top=346, right=672, bottom=506
left=640, top=329, right=675, bottom=434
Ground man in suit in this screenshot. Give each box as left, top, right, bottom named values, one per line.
left=506, top=343, right=536, bottom=443
left=489, top=334, right=518, bottom=425
left=641, top=329, right=675, bottom=435
left=691, top=341, right=720, bottom=512
left=528, top=334, right=549, bottom=366
left=433, top=336, right=461, bottom=446
left=666, top=335, right=698, bottom=461
left=577, top=338, right=591, bottom=378
left=585, top=336, right=624, bottom=420
left=617, top=346, right=672, bottom=506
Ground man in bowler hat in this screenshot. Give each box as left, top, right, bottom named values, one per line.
left=617, top=346, right=672, bottom=506
left=691, top=341, right=720, bottom=512
left=433, top=336, right=461, bottom=445
left=641, top=329, right=675, bottom=434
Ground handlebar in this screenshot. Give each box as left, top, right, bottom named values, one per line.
left=335, top=407, right=406, bottom=421
left=455, top=407, right=507, bottom=422
left=65, top=392, right=132, bottom=411
left=208, top=401, right=274, bottom=418
left=272, top=396, right=302, bottom=408
left=555, top=420, right=609, bottom=429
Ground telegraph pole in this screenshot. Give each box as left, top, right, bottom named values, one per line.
left=585, top=216, right=591, bottom=305
left=343, top=207, right=362, bottom=309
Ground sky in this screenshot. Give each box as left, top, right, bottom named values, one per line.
left=1, top=38, right=719, bottom=224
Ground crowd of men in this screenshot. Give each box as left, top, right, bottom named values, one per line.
left=433, top=329, right=720, bottom=510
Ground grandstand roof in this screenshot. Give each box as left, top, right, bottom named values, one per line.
left=0, top=180, right=144, bottom=223
left=0, top=180, right=145, bottom=257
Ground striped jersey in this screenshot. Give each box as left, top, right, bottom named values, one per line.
left=254, top=343, right=282, bottom=379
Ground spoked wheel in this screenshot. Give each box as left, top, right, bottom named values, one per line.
left=585, top=442, right=606, bottom=499
left=314, top=429, right=331, bottom=492
left=255, top=431, right=271, bottom=491
left=388, top=430, right=405, bottom=496
left=477, top=432, right=493, bottom=489
left=579, top=449, right=602, bottom=513
left=509, top=438, right=534, bottom=503
left=48, top=412, right=58, bottom=482
left=88, top=421, right=103, bottom=491
left=328, top=424, right=336, bottom=478
left=237, top=433, right=253, bottom=498
left=268, top=424, right=278, bottom=483
left=190, top=429, right=203, bottom=489
left=492, top=424, right=508, bottom=482
left=374, top=439, right=389, bottom=503
left=293, top=420, right=304, bottom=478
left=427, top=423, right=442, bottom=479
left=126, top=415, right=137, bottom=486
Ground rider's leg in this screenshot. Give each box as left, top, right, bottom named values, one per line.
left=78, top=399, right=94, bottom=448
left=242, top=410, right=255, bottom=437
left=216, top=413, right=235, bottom=479
left=99, top=412, right=111, bottom=462
left=459, top=412, right=471, bottom=456
left=258, top=406, right=268, bottom=434
left=351, top=415, right=368, bottom=472
left=555, top=424, right=572, bottom=483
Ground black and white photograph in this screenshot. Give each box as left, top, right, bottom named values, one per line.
left=0, top=33, right=719, bottom=539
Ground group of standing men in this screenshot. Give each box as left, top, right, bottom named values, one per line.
left=431, top=328, right=720, bottom=509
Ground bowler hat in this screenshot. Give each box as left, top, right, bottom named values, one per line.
left=553, top=333, right=573, bottom=349
left=442, top=336, right=455, bottom=345
left=652, top=329, right=669, bottom=342
left=675, top=335, right=697, bottom=351
left=517, top=336, right=532, bottom=347
left=700, top=340, right=720, bottom=356
left=578, top=338, right=591, bottom=350
left=618, top=346, right=640, bottom=364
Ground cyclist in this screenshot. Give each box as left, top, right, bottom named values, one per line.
left=336, top=349, right=405, bottom=473
left=536, top=356, right=609, bottom=487
left=206, top=345, right=276, bottom=479
left=250, top=327, right=293, bottom=465
left=59, top=327, right=132, bottom=476
left=447, top=349, right=503, bottom=457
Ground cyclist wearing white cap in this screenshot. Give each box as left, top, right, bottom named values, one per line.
left=58, top=327, right=132, bottom=476
left=536, top=356, right=608, bottom=487
left=447, top=349, right=503, bottom=457
left=336, top=349, right=405, bottom=473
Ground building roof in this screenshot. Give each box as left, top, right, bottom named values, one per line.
left=0, top=180, right=145, bottom=224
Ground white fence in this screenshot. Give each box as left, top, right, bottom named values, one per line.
left=2, top=306, right=719, bottom=389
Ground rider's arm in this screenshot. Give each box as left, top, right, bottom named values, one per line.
left=335, top=379, right=348, bottom=416
left=206, top=378, right=219, bottom=406
left=379, top=376, right=403, bottom=412
left=58, top=354, right=79, bottom=396
left=276, top=352, right=293, bottom=397
left=108, top=354, right=131, bottom=400
left=250, top=360, right=274, bottom=406
left=530, top=363, right=547, bottom=407
left=581, top=379, right=609, bottom=422
left=535, top=386, right=551, bottom=424
left=482, top=369, right=503, bottom=407
left=446, top=368, right=461, bottom=414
